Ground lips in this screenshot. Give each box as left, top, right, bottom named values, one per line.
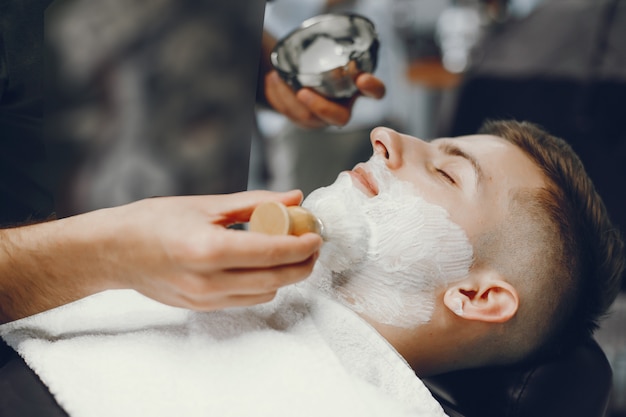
left=350, top=164, right=379, bottom=197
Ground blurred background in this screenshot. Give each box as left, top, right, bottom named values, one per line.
left=44, top=0, right=265, bottom=217
left=41, top=0, right=624, bottom=414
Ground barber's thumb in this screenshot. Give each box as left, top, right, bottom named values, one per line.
left=357, top=73, right=386, bottom=99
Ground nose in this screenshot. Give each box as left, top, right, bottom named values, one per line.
left=370, top=127, right=404, bottom=169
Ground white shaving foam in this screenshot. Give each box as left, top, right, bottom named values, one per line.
left=301, top=155, right=474, bottom=328
left=298, top=36, right=349, bottom=74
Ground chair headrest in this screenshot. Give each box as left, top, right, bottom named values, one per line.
left=423, top=338, right=612, bottom=417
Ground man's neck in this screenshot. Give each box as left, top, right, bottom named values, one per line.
left=361, top=312, right=472, bottom=377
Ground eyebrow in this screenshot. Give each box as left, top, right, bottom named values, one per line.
left=438, top=142, right=484, bottom=188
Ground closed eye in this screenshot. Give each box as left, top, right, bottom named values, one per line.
left=437, top=168, right=456, bottom=184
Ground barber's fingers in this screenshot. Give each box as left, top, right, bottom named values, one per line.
left=183, top=254, right=317, bottom=299
left=264, top=71, right=327, bottom=129
left=197, top=230, right=322, bottom=269
left=222, top=253, right=319, bottom=293
left=173, top=255, right=318, bottom=310
left=355, top=73, right=386, bottom=99
left=207, top=189, right=304, bottom=224
left=296, top=89, right=354, bottom=126
left=295, top=73, right=385, bottom=126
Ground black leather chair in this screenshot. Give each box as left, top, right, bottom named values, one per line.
left=423, top=338, right=613, bottom=417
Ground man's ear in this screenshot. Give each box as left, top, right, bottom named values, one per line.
left=443, top=270, right=519, bottom=323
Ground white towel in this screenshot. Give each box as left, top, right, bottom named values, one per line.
left=0, top=287, right=448, bottom=417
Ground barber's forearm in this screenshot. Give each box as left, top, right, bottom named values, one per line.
left=0, top=216, right=108, bottom=324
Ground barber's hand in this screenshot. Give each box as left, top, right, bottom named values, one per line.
left=0, top=190, right=323, bottom=323
left=264, top=69, right=385, bottom=128
left=98, top=190, right=323, bottom=310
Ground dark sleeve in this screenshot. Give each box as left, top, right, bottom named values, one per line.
left=0, top=0, right=55, bottom=226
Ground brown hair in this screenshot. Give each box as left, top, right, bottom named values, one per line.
left=478, top=120, right=624, bottom=359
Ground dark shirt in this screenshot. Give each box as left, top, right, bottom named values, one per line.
left=0, top=2, right=65, bottom=415
left=0, top=0, right=55, bottom=226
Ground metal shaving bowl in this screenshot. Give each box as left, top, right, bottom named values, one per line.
left=270, top=13, right=379, bottom=99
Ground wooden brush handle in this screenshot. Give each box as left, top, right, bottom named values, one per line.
left=249, top=202, right=321, bottom=236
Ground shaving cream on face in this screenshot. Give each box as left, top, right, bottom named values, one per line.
left=301, top=156, right=474, bottom=328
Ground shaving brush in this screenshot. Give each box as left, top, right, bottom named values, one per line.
left=249, top=202, right=323, bottom=236
left=249, top=199, right=370, bottom=275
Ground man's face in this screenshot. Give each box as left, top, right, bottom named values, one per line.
left=354, top=127, right=546, bottom=244
left=300, top=127, right=546, bottom=328
left=303, top=128, right=543, bottom=327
